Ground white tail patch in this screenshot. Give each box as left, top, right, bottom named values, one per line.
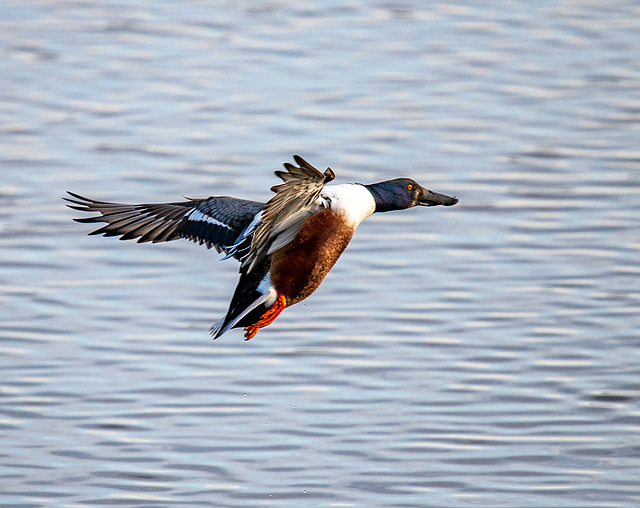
left=210, top=273, right=278, bottom=338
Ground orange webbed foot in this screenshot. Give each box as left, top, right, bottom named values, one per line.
left=243, top=293, right=287, bottom=340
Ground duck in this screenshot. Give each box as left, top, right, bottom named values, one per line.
left=66, top=155, right=458, bottom=339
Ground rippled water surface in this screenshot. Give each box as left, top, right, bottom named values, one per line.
left=2, top=1, right=640, bottom=506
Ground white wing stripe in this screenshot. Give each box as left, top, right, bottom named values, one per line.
left=187, top=208, right=229, bottom=228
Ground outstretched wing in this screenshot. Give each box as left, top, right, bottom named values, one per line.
left=65, top=192, right=264, bottom=258
left=241, top=155, right=335, bottom=273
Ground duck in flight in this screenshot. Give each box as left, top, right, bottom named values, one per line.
left=66, top=156, right=458, bottom=339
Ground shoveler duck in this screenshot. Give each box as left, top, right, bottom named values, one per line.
left=66, top=156, right=458, bottom=339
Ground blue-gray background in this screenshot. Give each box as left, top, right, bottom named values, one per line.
left=2, top=1, right=640, bottom=506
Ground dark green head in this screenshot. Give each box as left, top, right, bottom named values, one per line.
left=364, top=178, right=458, bottom=212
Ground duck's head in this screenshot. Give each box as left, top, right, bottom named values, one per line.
left=364, top=178, right=458, bottom=213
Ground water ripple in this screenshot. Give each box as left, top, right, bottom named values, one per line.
left=2, top=0, right=640, bottom=506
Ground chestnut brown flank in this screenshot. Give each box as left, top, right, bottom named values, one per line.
left=270, top=209, right=355, bottom=305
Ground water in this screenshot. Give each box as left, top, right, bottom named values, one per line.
left=2, top=1, right=640, bottom=506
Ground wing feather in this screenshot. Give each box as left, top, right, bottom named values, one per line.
left=65, top=192, right=264, bottom=258
left=242, top=155, right=335, bottom=273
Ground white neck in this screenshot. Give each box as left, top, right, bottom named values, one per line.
left=321, top=184, right=376, bottom=227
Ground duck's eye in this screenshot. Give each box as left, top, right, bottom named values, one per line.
left=407, top=184, right=413, bottom=191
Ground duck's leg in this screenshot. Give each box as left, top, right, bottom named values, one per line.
left=244, top=293, right=287, bottom=340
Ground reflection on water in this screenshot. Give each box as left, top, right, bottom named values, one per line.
left=2, top=1, right=640, bottom=506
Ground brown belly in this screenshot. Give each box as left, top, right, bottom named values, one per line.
left=270, top=209, right=355, bottom=306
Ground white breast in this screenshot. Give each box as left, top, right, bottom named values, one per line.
left=321, top=184, right=376, bottom=227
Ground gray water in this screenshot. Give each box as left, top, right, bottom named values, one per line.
left=2, top=1, right=640, bottom=506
